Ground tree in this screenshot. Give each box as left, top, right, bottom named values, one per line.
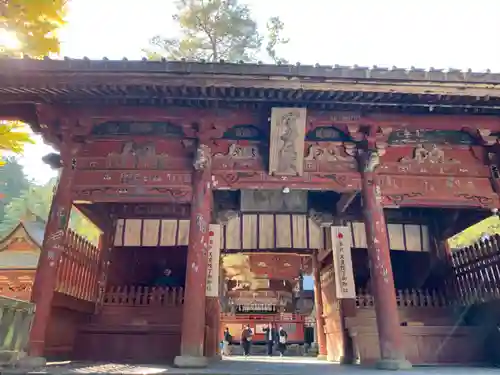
left=0, top=178, right=101, bottom=244
left=0, top=122, right=34, bottom=165
left=0, top=156, right=30, bottom=220
left=145, top=0, right=288, bottom=63
left=0, top=0, right=66, bottom=57
left=265, top=16, right=288, bottom=64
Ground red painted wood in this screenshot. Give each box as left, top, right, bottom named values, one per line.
left=178, top=144, right=213, bottom=359
left=311, top=252, right=327, bottom=356
left=29, top=165, right=75, bottom=357
left=361, top=162, right=408, bottom=364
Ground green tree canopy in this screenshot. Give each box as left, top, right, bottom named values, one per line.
left=0, top=157, right=30, bottom=220
left=0, top=0, right=66, bottom=57
left=145, top=0, right=288, bottom=63
left=0, top=177, right=101, bottom=244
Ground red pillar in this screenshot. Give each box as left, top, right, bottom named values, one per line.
left=204, top=297, right=221, bottom=358
left=311, top=251, right=327, bottom=359
left=175, top=144, right=213, bottom=368
left=361, top=151, right=411, bottom=370
left=29, top=164, right=75, bottom=357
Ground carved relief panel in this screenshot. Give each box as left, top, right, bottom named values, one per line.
left=269, top=108, right=307, bottom=176
left=211, top=141, right=265, bottom=171
left=378, top=144, right=489, bottom=177
left=78, top=139, right=193, bottom=171
left=379, top=175, right=498, bottom=208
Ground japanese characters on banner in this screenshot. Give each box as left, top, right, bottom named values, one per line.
left=205, top=224, right=221, bottom=297
left=330, top=226, right=356, bottom=299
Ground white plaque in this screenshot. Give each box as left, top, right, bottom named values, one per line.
left=331, top=226, right=356, bottom=299
left=205, top=224, right=221, bottom=297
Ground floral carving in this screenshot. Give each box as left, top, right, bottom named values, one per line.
left=193, top=144, right=211, bottom=171
left=305, top=144, right=354, bottom=162
left=400, top=144, right=458, bottom=164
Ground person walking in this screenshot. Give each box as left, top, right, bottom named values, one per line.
left=240, top=324, right=253, bottom=357
left=222, top=327, right=232, bottom=356
left=277, top=326, right=288, bottom=357
left=263, top=323, right=276, bottom=356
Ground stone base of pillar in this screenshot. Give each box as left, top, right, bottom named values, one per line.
left=0, top=351, right=46, bottom=368
left=375, top=358, right=412, bottom=370
left=174, top=355, right=208, bottom=368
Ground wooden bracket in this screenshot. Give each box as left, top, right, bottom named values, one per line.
left=336, top=192, right=359, bottom=214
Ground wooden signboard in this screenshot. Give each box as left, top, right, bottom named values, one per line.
left=206, top=224, right=221, bottom=297
left=331, top=226, right=356, bottom=299
left=269, top=107, right=307, bottom=176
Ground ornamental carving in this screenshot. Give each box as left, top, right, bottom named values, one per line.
left=400, top=144, right=458, bottom=164
left=106, top=141, right=170, bottom=169
left=304, top=144, right=354, bottom=162
left=363, top=150, right=381, bottom=173
left=193, top=144, right=211, bottom=171
left=216, top=144, right=259, bottom=160
left=269, top=108, right=307, bottom=176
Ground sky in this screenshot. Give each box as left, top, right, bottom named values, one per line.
left=17, top=0, right=500, bottom=182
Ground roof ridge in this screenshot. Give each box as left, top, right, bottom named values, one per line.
left=0, top=56, right=498, bottom=82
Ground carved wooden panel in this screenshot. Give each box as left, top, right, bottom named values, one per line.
left=160, top=220, right=178, bottom=246
left=303, top=142, right=358, bottom=173
left=387, top=224, right=405, bottom=250
left=213, top=171, right=361, bottom=192
left=241, top=190, right=308, bottom=213
left=177, top=220, right=190, bottom=245
left=309, top=217, right=324, bottom=250
left=79, top=139, right=193, bottom=171
left=123, top=219, right=141, bottom=246
left=212, top=141, right=264, bottom=172
left=258, top=214, right=274, bottom=249
left=242, top=214, right=258, bottom=249
left=378, top=145, right=489, bottom=177
left=292, top=215, right=307, bottom=248
left=114, top=219, right=125, bottom=246
left=276, top=215, right=292, bottom=248
left=114, top=219, right=190, bottom=247
left=269, top=107, right=307, bottom=176
left=348, top=222, right=429, bottom=252
left=221, top=214, right=325, bottom=250
left=379, top=175, right=498, bottom=208
left=225, top=215, right=241, bottom=250
left=142, top=220, right=160, bottom=246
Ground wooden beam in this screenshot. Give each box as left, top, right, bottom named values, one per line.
left=336, top=192, right=358, bottom=214
left=222, top=249, right=311, bottom=256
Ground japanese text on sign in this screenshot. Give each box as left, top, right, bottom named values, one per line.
left=206, top=224, right=221, bottom=297
left=331, top=226, right=355, bottom=299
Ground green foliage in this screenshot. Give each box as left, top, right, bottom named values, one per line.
left=0, top=174, right=101, bottom=245
left=448, top=215, right=500, bottom=249
left=0, top=157, right=30, bottom=220
left=265, top=16, right=288, bottom=64
left=0, top=0, right=66, bottom=57
left=145, top=0, right=288, bottom=63
left=0, top=122, right=34, bottom=163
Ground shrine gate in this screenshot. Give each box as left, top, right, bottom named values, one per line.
left=1, top=58, right=500, bottom=369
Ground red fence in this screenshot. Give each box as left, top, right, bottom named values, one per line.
left=450, top=234, right=500, bottom=305
left=55, top=229, right=102, bottom=302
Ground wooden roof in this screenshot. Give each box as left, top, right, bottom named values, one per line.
left=0, top=218, right=45, bottom=269
left=1, top=58, right=500, bottom=115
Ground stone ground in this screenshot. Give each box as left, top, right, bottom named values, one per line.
left=1, top=356, right=499, bottom=375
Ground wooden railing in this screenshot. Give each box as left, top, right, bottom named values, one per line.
left=103, top=286, right=184, bottom=307
left=0, top=296, right=35, bottom=365
left=356, top=288, right=449, bottom=308
left=55, top=229, right=101, bottom=303
left=450, top=234, right=500, bottom=305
